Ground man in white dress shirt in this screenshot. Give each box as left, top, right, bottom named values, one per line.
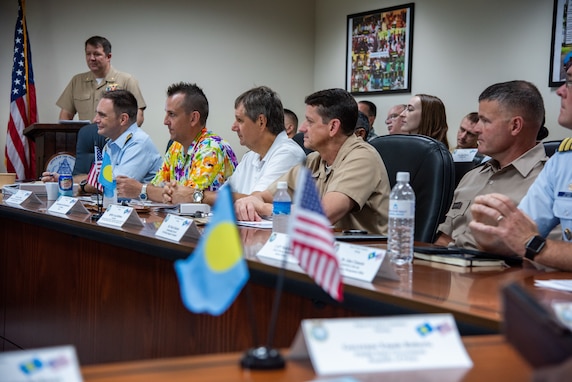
left=200, top=86, right=306, bottom=205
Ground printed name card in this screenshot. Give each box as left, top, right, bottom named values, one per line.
left=5, top=190, right=42, bottom=208
left=97, top=204, right=144, bottom=228
left=156, top=213, right=200, bottom=242
left=452, top=148, right=478, bottom=162
left=0, top=345, right=82, bottom=382
left=289, top=314, right=473, bottom=376
left=336, top=241, right=397, bottom=282
left=47, top=196, right=90, bottom=215
left=257, top=233, right=396, bottom=282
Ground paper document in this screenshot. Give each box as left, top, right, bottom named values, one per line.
left=534, top=279, right=572, bottom=292
left=237, top=220, right=273, bottom=229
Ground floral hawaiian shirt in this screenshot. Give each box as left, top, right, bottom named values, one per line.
left=151, top=128, right=238, bottom=191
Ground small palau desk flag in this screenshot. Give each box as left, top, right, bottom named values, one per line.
left=98, top=150, right=115, bottom=197
left=289, top=167, right=343, bottom=301
left=174, top=185, right=249, bottom=316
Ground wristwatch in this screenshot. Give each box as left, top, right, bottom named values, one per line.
left=192, top=189, right=204, bottom=203
left=524, top=235, right=546, bottom=261
left=79, top=179, right=88, bottom=194
left=139, top=184, right=148, bottom=201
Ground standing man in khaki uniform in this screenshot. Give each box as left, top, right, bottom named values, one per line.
left=57, top=36, right=146, bottom=126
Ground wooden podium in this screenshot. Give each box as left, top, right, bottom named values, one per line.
left=23, top=122, right=87, bottom=179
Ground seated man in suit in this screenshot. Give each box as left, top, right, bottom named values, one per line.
left=235, top=88, right=390, bottom=235
left=174, top=86, right=306, bottom=206
left=116, top=82, right=238, bottom=202
left=434, top=80, right=547, bottom=249
left=42, top=90, right=162, bottom=194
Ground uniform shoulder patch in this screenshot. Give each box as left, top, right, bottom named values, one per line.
left=558, top=138, right=572, bottom=152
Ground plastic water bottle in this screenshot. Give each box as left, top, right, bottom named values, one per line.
left=272, top=181, right=291, bottom=233
left=387, top=172, right=415, bottom=265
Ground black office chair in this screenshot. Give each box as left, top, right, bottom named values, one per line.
left=369, top=134, right=455, bottom=243
left=292, top=132, right=314, bottom=155
left=72, top=123, right=107, bottom=175
left=542, top=140, right=562, bottom=158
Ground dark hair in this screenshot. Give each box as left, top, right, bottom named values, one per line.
left=478, top=80, right=545, bottom=132
left=166, top=82, right=209, bottom=126
left=234, top=86, right=285, bottom=135
left=305, top=88, right=358, bottom=136
left=85, top=36, right=111, bottom=55
left=464, top=112, right=479, bottom=124
left=101, top=90, right=137, bottom=124
left=355, top=111, right=371, bottom=137
left=416, top=94, right=450, bottom=149
left=284, top=108, right=298, bottom=127
left=359, top=100, right=377, bottom=117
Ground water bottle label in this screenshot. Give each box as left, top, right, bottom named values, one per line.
left=273, top=201, right=291, bottom=215
left=388, top=200, right=414, bottom=219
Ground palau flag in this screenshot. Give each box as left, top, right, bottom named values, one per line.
left=174, top=185, right=249, bottom=316
left=98, top=150, right=116, bottom=197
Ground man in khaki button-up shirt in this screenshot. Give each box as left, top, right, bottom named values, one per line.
left=435, top=80, right=548, bottom=249
left=56, top=36, right=146, bottom=126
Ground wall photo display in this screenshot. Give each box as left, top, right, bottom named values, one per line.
left=346, top=3, right=414, bottom=95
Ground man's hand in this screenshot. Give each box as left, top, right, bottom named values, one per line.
left=162, top=181, right=194, bottom=204
left=469, top=193, right=538, bottom=256
left=235, top=195, right=267, bottom=221
left=116, top=176, right=142, bottom=199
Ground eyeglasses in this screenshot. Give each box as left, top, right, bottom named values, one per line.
left=566, top=79, right=572, bottom=89
left=386, top=114, right=401, bottom=120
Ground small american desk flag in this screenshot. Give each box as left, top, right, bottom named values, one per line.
left=86, top=146, right=103, bottom=192
left=289, top=167, right=343, bottom=301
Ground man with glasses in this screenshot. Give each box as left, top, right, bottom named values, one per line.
left=385, top=104, right=406, bottom=135
left=469, top=64, right=572, bottom=271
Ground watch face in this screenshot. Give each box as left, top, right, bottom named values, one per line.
left=193, top=190, right=203, bottom=203
left=527, top=236, right=546, bottom=252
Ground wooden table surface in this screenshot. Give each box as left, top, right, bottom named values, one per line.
left=1, top=197, right=571, bottom=365
left=81, top=335, right=532, bottom=382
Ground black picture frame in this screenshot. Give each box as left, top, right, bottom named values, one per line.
left=549, top=0, right=570, bottom=87
left=346, top=3, right=414, bottom=95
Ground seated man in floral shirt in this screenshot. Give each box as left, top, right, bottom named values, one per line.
left=116, top=82, right=237, bottom=202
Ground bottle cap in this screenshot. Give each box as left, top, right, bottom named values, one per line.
left=277, top=181, right=288, bottom=189
left=396, top=172, right=410, bottom=182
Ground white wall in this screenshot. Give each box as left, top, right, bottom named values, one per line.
left=315, top=0, right=562, bottom=142
left=0, top=0, right=316, bottom=171
left=0, top=0, right=565, bottom=173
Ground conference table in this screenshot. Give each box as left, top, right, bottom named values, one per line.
left=1, top=193, right=570, bottom=368
left=80, top=335, right=532, bottom=381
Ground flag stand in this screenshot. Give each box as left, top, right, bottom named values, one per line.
left=240, top=247, right=287, bottom=370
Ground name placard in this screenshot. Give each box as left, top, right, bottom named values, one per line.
left=0, top=345, right=82, bottom=382
left=336, top=241, right=396, bottom=282
left=47, top=196, right=90, bottom=215
left=452, top=148, right=478, bottom=162
left=289, top=314, right=473, bottom=376
left=5, top=190, right=42, bottom=208
left=257, top=233, right=396, bottom=282
left=97, top=204, right=144, bottom=228
left=156, top=213, right=201, bottom=242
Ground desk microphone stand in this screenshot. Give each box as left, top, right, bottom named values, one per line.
left=240, top=247, right=286, bottom=370
left=90, top=192, right=103, bottom=221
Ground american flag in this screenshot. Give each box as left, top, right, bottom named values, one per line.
left=5, top=0, right=37, bottom=181
left=86, top=146, right=103, bottom=191
left=289, top=167, right=343, bottom=301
